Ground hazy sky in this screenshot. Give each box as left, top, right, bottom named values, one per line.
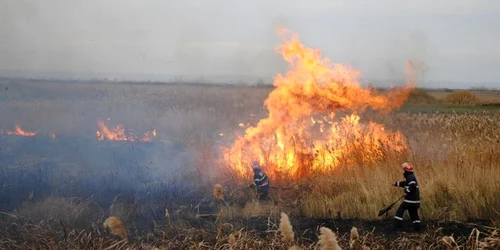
left=1, top=0, right=499, bottom=88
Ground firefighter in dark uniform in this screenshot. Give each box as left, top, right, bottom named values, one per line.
left=392, top=162, right=421, bottom=231
left=249, top=161, right=270, bottom=201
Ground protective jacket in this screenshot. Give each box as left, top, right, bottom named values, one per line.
left=394, top=172, right=420, bottom=206
left=252, top=168, right=269, bottom=190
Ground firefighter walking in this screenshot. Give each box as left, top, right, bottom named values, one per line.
left=249, top=161, right=270, bottom=201
left=392, top=162, right=421, bottom=231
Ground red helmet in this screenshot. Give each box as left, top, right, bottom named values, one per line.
left=402, top=162, right=414, bottom=172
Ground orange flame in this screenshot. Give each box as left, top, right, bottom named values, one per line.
left=96, top=120, right=131, bottom=141
left=223, top=29, right=414, bottom=180
left=141, top=129, right=157, bottom=142
left=0, top=125, right=37, bottom=137
left=96, top=120, right=156, bottom=142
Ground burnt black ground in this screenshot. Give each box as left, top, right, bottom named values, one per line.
left=287, top=217, right=491, bottom=241
left=0, top=214, right=494, bottom=246
left=185, top=215, right=494, bottom=243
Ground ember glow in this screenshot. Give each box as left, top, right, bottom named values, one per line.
left=0, top=125, right=37, bottom=137
left=141, top=130, right=157, bottom=142
left=223, top=29, right=415, bottom=180
left=96, top=120, right=156, bottom=142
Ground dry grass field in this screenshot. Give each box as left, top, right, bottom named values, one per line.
left=1, top=32, right=500, bottom=249
left=427, top=90, right=500, bottom=105
left=0, top=79, right=499, bottom=249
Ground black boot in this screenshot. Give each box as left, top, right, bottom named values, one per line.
left=413, top=222, right=422, bottom=232
left=393, top=218, right=403, bottom=229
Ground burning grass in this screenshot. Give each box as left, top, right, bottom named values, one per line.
left=0, top=120, right=157, bottom=143
left=223, top=29, right=414, bottom=181
left=216, top=111, right=500, bottom=222
left=1, top=86, right=499, bottom=247
left=96, top=120, right=157, bottom=142
left=0, top=124, right=37, bottom=137
left=1, top=29, right=500, bottom=250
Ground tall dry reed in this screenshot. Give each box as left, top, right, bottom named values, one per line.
left=279, top=212, right=295, bottom=242
left=317, top=227, right=341, bottom=250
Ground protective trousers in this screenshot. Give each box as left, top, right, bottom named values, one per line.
left=393, top=202, right=421, bottom=231
left=257, top=187, right=269, bottom=201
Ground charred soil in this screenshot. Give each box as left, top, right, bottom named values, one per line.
left=0, top=214, right=497, bottom=249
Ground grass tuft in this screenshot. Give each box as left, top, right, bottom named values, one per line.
left=318, top=227, right=342, bottom=250
left=280, top=212, right=295, bottom=242
left=103, top=216, right=127, bottom=241
left=349, top=226, right=359, bottom=249
left=213, top=184, right=223, bottom=200
left=444, top=90, right=480, bottom=105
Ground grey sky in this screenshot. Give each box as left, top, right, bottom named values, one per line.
left=1, top=0, right=499, bottom=88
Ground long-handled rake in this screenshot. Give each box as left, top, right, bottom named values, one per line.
left=378, top=195, right=405, bottom=217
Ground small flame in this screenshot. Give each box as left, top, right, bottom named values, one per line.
left=96, top=120, right=156, bottom=142
left=141, top=129, right=157, bottom=142
left=97, top=120, right=133, bottom=141
left=0, top=125, right=37, bottom=137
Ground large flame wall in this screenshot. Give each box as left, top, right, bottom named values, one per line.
left=223, top=29, right=414, bottom=180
